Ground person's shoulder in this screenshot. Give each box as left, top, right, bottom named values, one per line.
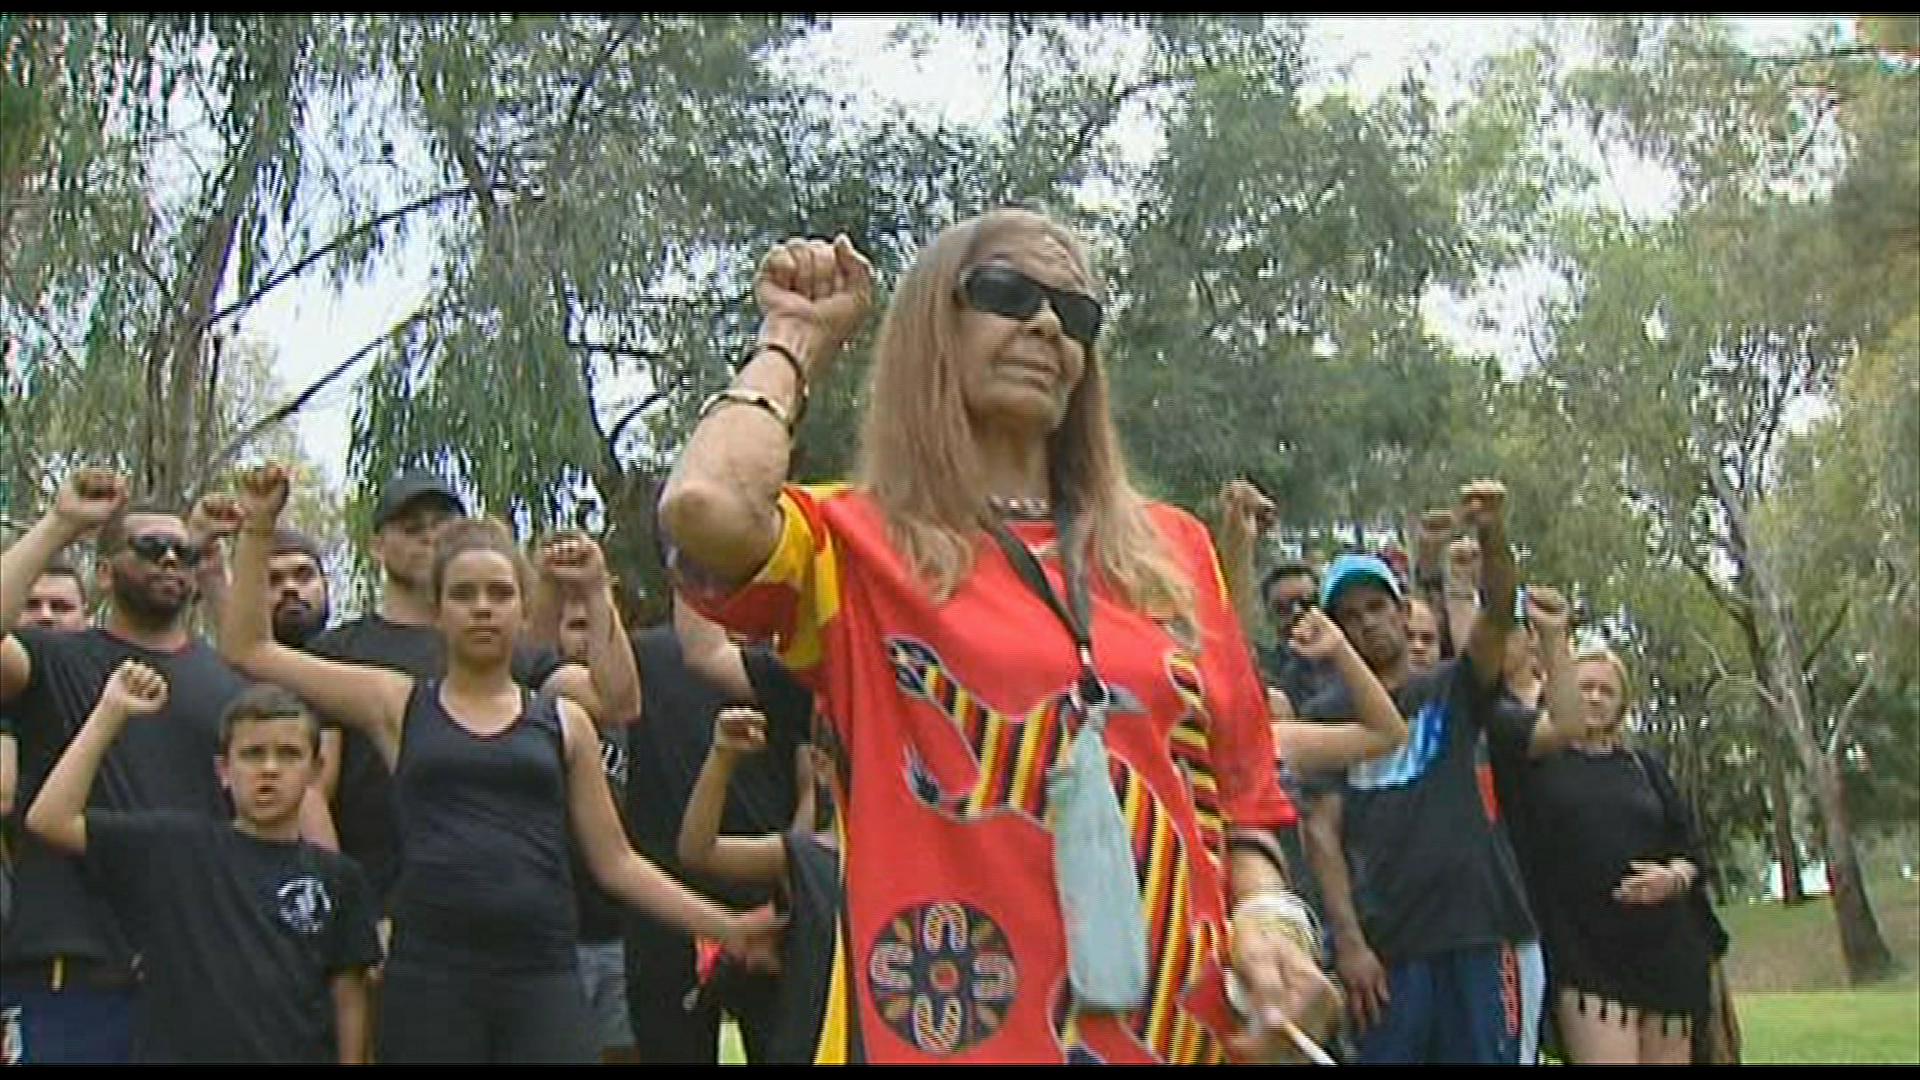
left=12, top=624, right=104, bottom=660
left=303, top=841, right=370, bottom=882
left=1142, top=499, right=1207, bottom=539
left=307, top=615, right=376, bottom=653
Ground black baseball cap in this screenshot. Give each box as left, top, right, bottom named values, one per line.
left=271, top=527, right=326, bottom=566
left=372, top=469, right=466, bottom=530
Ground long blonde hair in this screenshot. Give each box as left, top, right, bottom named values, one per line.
left=854, top=208, right=1194, bottom=623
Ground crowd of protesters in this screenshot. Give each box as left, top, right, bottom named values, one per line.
left=0, top=210, right=1731, bottom=1065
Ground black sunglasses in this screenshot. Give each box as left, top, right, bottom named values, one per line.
left=125, top=533, right=206, bottom=568
left=959, top=265, right=1104, bottom=348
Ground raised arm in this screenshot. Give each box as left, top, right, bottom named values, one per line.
left=2, top=469, right=127, bottom=701
left=185, top=492, right=245, bottom=639
left=535, top=532, right=640, bottom=726
left=559, top=700, right=783, bottom=971
left=1411, top=508, right=1460, bottom=659
left=222, top=465, right=410, bottom=765
left=1458, top=481, right=1516, bottom=689
left=677, top=707, right=788, bottom=887
left=1522, top=586, right=1586, bottom=757
left=658, top=235, right=873, bottom=585
left=25, top=660, right=168, bottom=853
left=1215, top=480, right=1277, bottom=647
left=1271, top=609, right=1408, bottom=771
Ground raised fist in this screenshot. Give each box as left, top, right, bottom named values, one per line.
left=1287, top=608, right=1347, bottom=662
left=1523, top=584, right=1571, bottom=638
left=537, top=531, right=608, bottom=595
left=754, top=234, right=875, bottom=362
left=237, top=463, right=292, bottom=526
left=53, top=468, right=130, bottom=536
left=713, top=707, right=767, bottom=757
left=1455, top=480, right=1508, bottom=535
left=1413, top=508, right=1454, bottom=564
left=189, top=493, right=246, bottom=544
left=99, top=660, right=169, bottom=718
left=1219, top=479, right=1278, bottom=539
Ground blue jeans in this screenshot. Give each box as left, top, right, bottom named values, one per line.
left=0, top=978, right=134, bottom=1064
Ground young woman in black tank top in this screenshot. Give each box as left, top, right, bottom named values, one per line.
left=221, top=465, right=782, bottom=1063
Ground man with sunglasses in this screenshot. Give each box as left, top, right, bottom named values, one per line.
left=0, top=469, right=250, bottom=1064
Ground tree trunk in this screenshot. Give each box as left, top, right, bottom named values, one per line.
left=1812, top=760, right=1899, bottom=982
left=1767, top=757, right=1807, bottom=906
left=1709, top=464, right=1897, bottom=982
left=143, top=107, right=272, bottom=505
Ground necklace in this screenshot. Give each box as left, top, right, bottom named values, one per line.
left=987, top=494, right=1052, bottom=521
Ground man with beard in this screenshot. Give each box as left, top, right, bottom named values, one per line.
left=0, top=470, right=249, bottom=1063
left=265, top=529, right=330, bottom=650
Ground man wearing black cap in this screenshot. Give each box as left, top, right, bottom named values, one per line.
left=265, top=528, right=331, bottom=650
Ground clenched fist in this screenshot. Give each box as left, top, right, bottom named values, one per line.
left=98, top=660, right=169, bottom=719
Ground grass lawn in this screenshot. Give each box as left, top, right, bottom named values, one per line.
left=1738, top=989, right=1920, bottom=1064
left=1721, top=872, right=1920, bottom=1064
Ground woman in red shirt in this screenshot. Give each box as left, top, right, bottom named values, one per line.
left=661, top=208, right=1336, bottom=1063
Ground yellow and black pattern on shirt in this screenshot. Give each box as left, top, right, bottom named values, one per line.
left=886, top=636, right=1230, bottom=1063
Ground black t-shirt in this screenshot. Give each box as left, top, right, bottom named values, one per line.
left=389, top=681, right=575, bottom=975
left=1301, top=655, right=1537, bottom=963
left=2, top=627, right=245, bottom=969
left=85, top=811, right=380, bottom=1062
left=624, top=627, right=809, bottom=911
left=306, top=615, right=562, bottom=907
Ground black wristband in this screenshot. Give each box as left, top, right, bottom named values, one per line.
left=744, top=341, right=807, bottom=385
left=741, top=342, right=809, bottom=427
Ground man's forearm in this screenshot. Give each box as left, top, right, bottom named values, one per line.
left=1, top=515, right=78, bottom=630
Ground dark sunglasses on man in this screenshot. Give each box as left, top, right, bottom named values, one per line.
left=959, top=264, right=1104, bottom=348
left=124, top=533, right=206, bottom=568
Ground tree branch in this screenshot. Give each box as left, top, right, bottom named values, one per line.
left=194, top=306, right=438, bottom=492
left=555, top=17, right=640, bottom=174
left=1693, top=628, right=1780, bottom=715
left=605, top=373, right=692, bottom=454
left=566, top=337, right=664, bottom=363
left=1826, top=658, right=1877, bottom=758
left=1800, top=596, right=1852, bottom=680
left=205, top=187, right=475, bottom=326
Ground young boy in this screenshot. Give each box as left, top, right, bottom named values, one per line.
left=25, top=661, right=380, bottom=1063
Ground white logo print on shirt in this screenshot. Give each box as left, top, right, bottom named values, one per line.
left=276, top=876, right=334, bottom=936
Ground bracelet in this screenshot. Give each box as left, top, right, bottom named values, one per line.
left=743, top=342, right=810, bottom=427
left=1231, top=889, right=1320, bottom=958
left=699, top=387, right=795, bottom=431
